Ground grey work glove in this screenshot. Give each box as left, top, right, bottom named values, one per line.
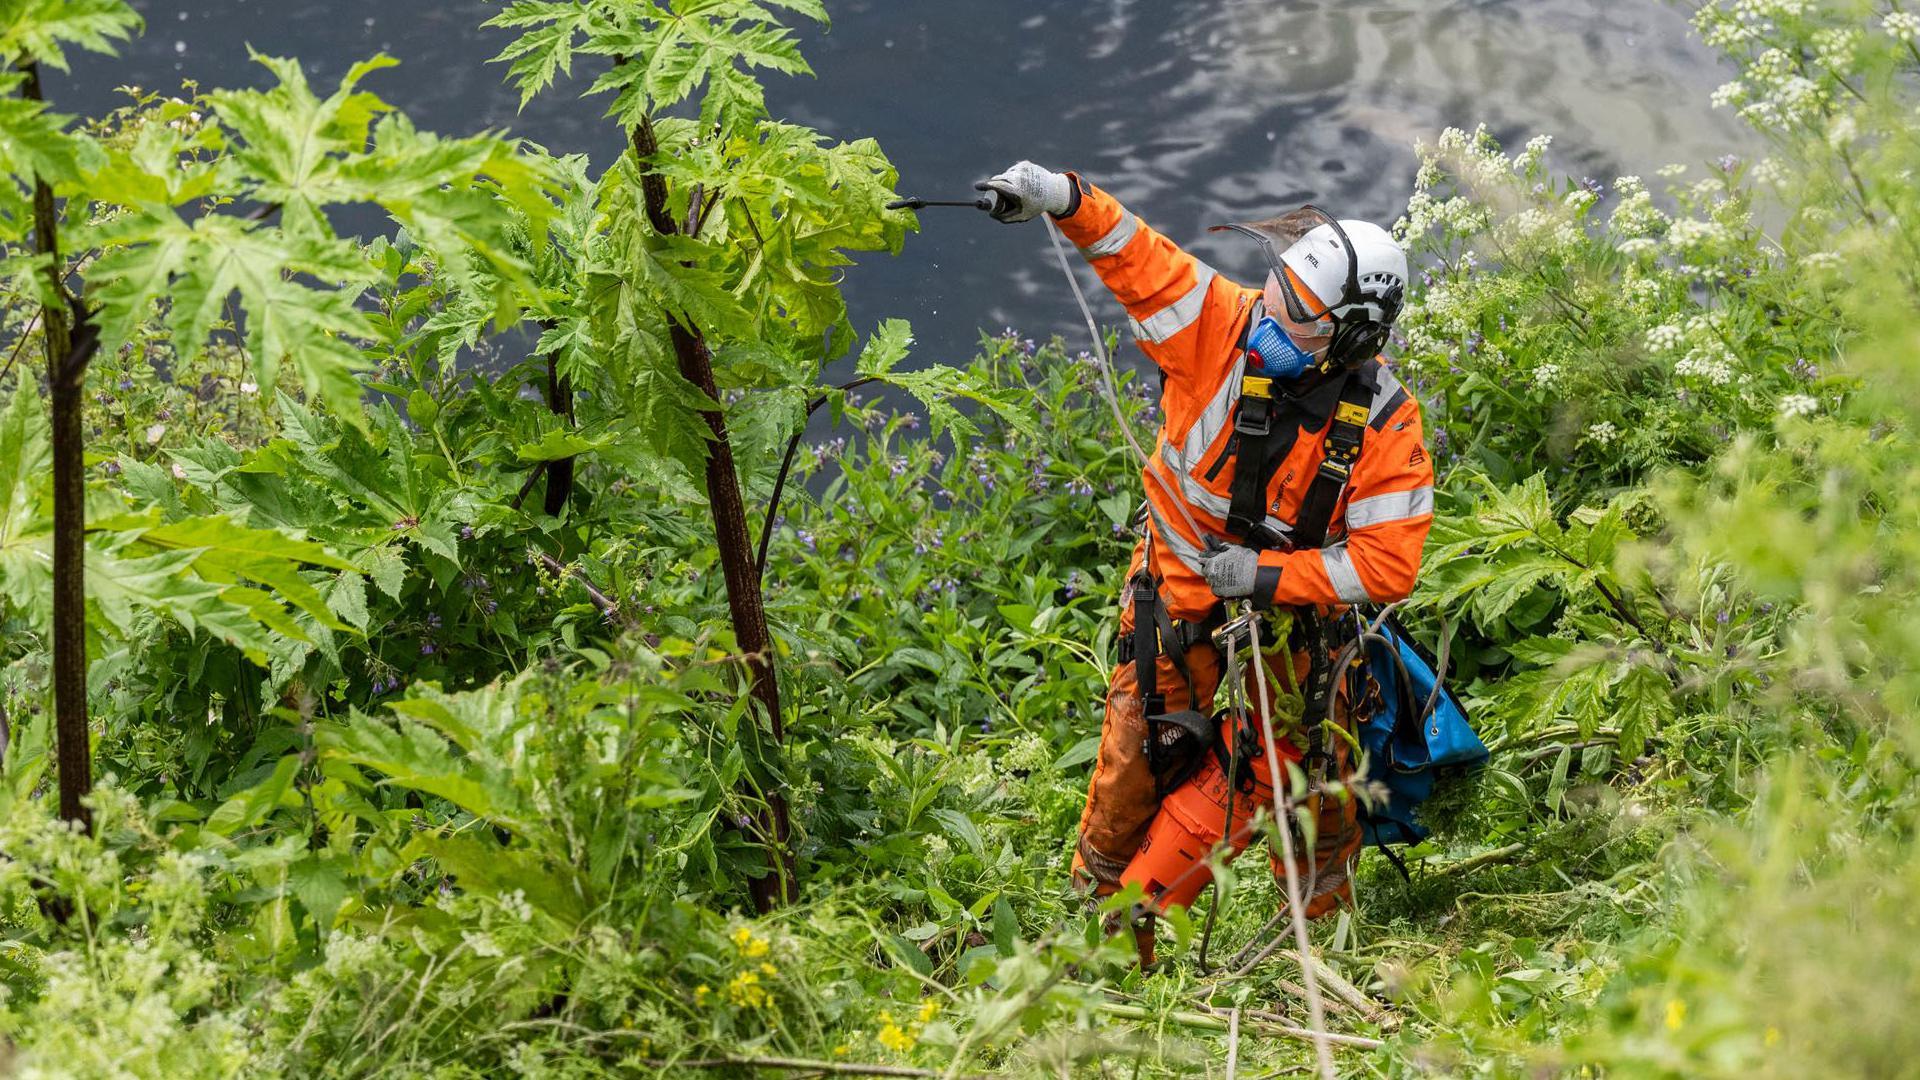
left=976, top=160, right=1074, bottom=223
left=1198, top=543, right=1261, bottom=599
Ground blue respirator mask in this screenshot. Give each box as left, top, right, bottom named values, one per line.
left=1245, top=311, right=1328, bottom=380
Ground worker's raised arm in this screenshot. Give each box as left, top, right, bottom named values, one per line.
left=978, top=161, right=1253, bottom=385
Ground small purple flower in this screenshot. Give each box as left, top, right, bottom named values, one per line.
left=460, top=525, right=475, bottom=541
left=1580, top=177, right=1605, bottom=199
left=420, top=641, right=437, bottom=656
left=1716, top=154, right=1741, bottom=173
left=796, top=529, right=816, bottom=552
left=904, top=413, right=922, bottom=431
left=1064, top=571, right=1082, bottom=599
left=425, top=613, right=443, bottom=630
left=118, top=378, right=134, bottom=391
left=1716, top=609, right=1731, bottom=625
left=105, top=460, right=122, bottom=477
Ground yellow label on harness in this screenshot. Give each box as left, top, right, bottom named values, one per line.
left=1241, top=375, right=1274, bottom=399
left=1336, top=401, right=1370, bottom=426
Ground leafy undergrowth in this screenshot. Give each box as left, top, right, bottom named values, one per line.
left=5, top=0, right=1920, bottom=1077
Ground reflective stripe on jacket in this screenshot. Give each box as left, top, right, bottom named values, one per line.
left=1055, top=177, right=1436, bottom=621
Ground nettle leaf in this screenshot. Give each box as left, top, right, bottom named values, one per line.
left=0, top=83, right=102, bottom=233
left=131, top=515, right=358, bottom=632
left=84, top=546, right=294, bottom=664
left=208, top=52, right=397, bottom=236
left=0, top=0, right=140, bottom=73
left=854, top=317, right=912, bottom=376
left=854, top=320, right=1034, bottom=445
left=1473, top=472, right=1561, bottom=549
left=483, top=0, right=606, bottom=110
left=322, top=711, right=532, bottom=831
left=87, top=212, right=375, bottom=419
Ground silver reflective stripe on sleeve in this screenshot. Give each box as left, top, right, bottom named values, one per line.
left=1321, top=544, right=1372, bottom=604
left=1344, top=485, right=1434, bottom=529
left=1143, top=495, right=1210, bottom=575
left=1128, top=265, right=1216, bottom=345
left=1176, top=368, right=1240, bottom=467
left=1079, top=212, right=1139, bottom=259
left=1159, top=445, right=1233, bottom=519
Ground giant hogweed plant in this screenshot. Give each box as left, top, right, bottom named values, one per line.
left=2, top=0, right=1016, bottom=910
left=0, top=0, right=552, bottom=832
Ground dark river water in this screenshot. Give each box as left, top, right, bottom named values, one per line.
left=55, top=0, right=1749, bottom=373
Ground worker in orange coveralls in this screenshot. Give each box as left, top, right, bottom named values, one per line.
left=978, top=161, right=1434, bottom=965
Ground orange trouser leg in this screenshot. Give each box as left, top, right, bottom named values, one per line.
left=1121, top=646, right=1363, bottom=920
left=1072, top=601, right=1223, bottom=896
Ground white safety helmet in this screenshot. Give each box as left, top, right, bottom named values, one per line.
left=1278, top=218, right=1409, bottom=331
left=1212, top=207, right=1409, bottom=368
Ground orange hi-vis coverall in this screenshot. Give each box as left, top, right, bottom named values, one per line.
left=1053, top=176, right=1436, bottom=916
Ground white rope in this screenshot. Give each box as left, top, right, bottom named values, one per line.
left=1245, top=602, right=1337, bottom=1080
left=1042, top=215, right=1208, bottom=543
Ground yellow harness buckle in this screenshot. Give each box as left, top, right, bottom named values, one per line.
left=1335, top=400, right=1370, bottom=426
left=1241, top=375, right=1274, bottom=399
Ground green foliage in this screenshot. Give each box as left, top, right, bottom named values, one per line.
left=5, top=0, right=1920, bottom=1077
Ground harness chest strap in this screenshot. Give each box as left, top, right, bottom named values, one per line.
left=1223, top=354, right=1375, bottom=553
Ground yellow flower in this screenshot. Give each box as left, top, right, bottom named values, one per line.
left=876, top=1017, right=917, bottom=1053
left=695, top=984, right=712, bottom=1006
left=916, top=999, right=941, bottom=1025
left=727, top=969, right=771, bottom=1009
left=759, top=961, right=780, bottom=977
left=833, top=1044, right=852, bottom=1057
left=1665, top=999, right=1687, bottom=1031
left=731, top=925, right=771, bottom=958
left=1765, top=1026, right=1782, bottom=1047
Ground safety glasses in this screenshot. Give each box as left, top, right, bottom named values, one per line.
left=1212, top=205, right=1364, bottom=329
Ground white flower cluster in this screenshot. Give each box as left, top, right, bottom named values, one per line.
left=1397, top=190, right=1491, bottom=241
left=1694, top=0, right=1812, bottom=51
left=1585, top=421, right=1620, bottom=446
left=1726, top=47, right=1831, bottom=129
left=1676, top=343, right=1740, bottom=385
left=1812, top=27, right=1861, bottom=71
left=1666, top=217, right=1723, bottom=251
left=1609, top=176, right=1670, bottom=238
left=1530, top=363, right=1562, bottom=391
left=1802, top=250, right=1842, bottom=270
left=1621, top=273, right=1664, bottom=308
left=1645, top=322, right=1688, bottom=354
left=1778, top=393, right=1819, bottom=417
left=1887, top=11, right=1920, bottom=44
left=1520, top=133, right=1554, bottom=175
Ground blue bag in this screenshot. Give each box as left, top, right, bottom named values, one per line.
left=1357, top=617, right=1489, bottom=846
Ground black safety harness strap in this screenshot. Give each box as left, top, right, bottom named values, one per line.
left=1122, top=568, right=1236, bottom=798
left=1223, top=350, right=1367, bottom=553
left=1290, top=376, right=1376, bottom=550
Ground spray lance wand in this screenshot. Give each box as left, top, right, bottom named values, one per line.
left=886, top=190, right=1214, bottom=546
